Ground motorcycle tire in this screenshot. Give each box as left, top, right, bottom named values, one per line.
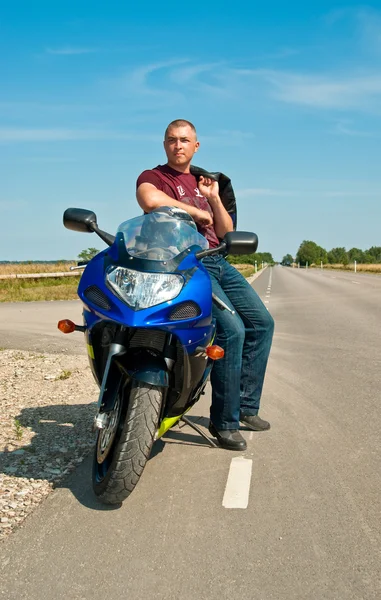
left=92, top=380, right=162, bottom=504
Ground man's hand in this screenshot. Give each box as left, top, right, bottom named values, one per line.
left=198, top=175, right=219, bottom=201
left=193, top=208, right=213, bottom=227
left=197, top=175, right=233, bottom=238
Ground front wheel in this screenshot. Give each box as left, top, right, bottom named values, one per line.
left=92, top=380, right=162, bottom=504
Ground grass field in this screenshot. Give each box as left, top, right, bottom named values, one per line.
left=0, top=263, right=79, bottom=302
left=234, top=264, right=256, bottom=278
left=0, top=262, right=76, bottom=275
left=0, top=277, right=80, bottom=302
left=311, top=263, right=381, bottom=273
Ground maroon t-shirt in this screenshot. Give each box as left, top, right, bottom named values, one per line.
left=136, top=164, right=220, bottom=248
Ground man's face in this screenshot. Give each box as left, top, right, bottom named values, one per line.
left=164, top=125, right=199, bottom=170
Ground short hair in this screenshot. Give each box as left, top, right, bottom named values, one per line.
left=164, top=119, right=197, bottom=140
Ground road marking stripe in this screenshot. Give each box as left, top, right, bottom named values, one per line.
left=222, top=457, right=253, bottom=509
left=265, top=300, right=269, bottom=303
left=352, top=281, right=360, bottom=285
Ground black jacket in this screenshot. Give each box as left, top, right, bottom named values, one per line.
left=190, top=165, right=237, bottom=230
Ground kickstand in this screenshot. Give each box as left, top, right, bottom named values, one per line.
left=180, top=415, right=219, bottom=448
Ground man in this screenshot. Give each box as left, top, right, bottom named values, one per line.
left=136, top=119, right=274, bottom=451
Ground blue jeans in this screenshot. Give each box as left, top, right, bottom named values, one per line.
left=202, top=256, right=274, bottom=430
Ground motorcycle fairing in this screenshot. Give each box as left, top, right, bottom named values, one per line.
left=74, top=222, right=217, bottom=435
left=78, top=249, right=213, bottom=331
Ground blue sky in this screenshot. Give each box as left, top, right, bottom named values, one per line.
left=1, top=1, right=380, bottom=261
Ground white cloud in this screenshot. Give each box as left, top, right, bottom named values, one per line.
left=332, top=119, right=378, bottom=137
left=123, top=59, right=381, bottom=114
left=238, top=184, right=381, bottom=200
left=120, top=59, right=236, bottom=103
left=129, top=59, right=190, bottom=89
left=324, top=7, right=381, bottom=53
left=170, top=62, right=222, bottom=84
left=248, top=69, right=381, bottom=110
left=106, top=59, right=191, bottom=108
left=356, top=8, right=381, bottom=53
left=323, top=8, right=349, bottom=27
left=322, top=190, right=381, bottom=198
left=46, top=47, right=97, bottom=55
left=0, top=128, right=158, bottom=142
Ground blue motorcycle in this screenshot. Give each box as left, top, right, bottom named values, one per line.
left=60, top=206, right=258, bottom=504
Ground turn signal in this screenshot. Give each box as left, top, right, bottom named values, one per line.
left=57, top=319, right=76, bottom=334
left=206, top=345, right=224, bottom=360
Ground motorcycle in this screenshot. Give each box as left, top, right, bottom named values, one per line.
left=59, top=206, right=258, bottom=504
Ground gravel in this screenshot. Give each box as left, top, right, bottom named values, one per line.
left=0, top=349, right=99, bottom=540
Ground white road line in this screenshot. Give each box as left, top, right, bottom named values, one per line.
left=249, top=431, right=254, bottom=441
left=352, top=281, right=360, bottom=285
left=222, top=457, right=253, bottom=509
left=265, top=300, right=269, bottom=304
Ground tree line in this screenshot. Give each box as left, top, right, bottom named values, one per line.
left=228, top=251, right=274, bottom=266
left=282, top=241, right=381, bottom=267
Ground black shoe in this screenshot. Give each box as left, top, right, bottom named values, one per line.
left=209, top=423, right=247, bottom=451
left=239, top=414, right=270, bottom=431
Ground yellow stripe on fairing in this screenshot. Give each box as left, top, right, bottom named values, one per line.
left=87, top=344, right=95, bottom=359
left=156, top=415, right=182, bottom=439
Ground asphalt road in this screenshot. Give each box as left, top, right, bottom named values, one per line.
left=1, top=267, right=381, bottom=600
left=0, top=300, right=86, bottom=355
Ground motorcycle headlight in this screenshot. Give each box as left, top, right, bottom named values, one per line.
left=106, top=267, right=184, bottom=310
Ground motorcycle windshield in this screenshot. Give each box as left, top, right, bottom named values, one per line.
left=117, top=213, right=209, bottom=261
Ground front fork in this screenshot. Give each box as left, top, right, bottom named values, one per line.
left=93, top=341, right=126, bottom=430
left=93, top=331, right=175, bottom=431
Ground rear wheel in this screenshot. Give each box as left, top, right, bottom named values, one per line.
left=92, top=380, right=162, bottom=504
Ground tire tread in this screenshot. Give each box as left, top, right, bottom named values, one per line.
left=93, top=382, right=162, bottom=504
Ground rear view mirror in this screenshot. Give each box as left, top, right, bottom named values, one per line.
left=63, top=208, right=98, bottom=233
left=223, top=231, right=258, bottom=255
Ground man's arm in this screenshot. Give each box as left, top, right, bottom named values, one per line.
left=137, top=182, right=213, bottom=227
left=198, top=176, right=233, bottom=238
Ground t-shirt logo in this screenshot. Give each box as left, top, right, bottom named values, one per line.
left=177, top=185, right=186, bottom=197
left=194, top=188, right=204, bottom=198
